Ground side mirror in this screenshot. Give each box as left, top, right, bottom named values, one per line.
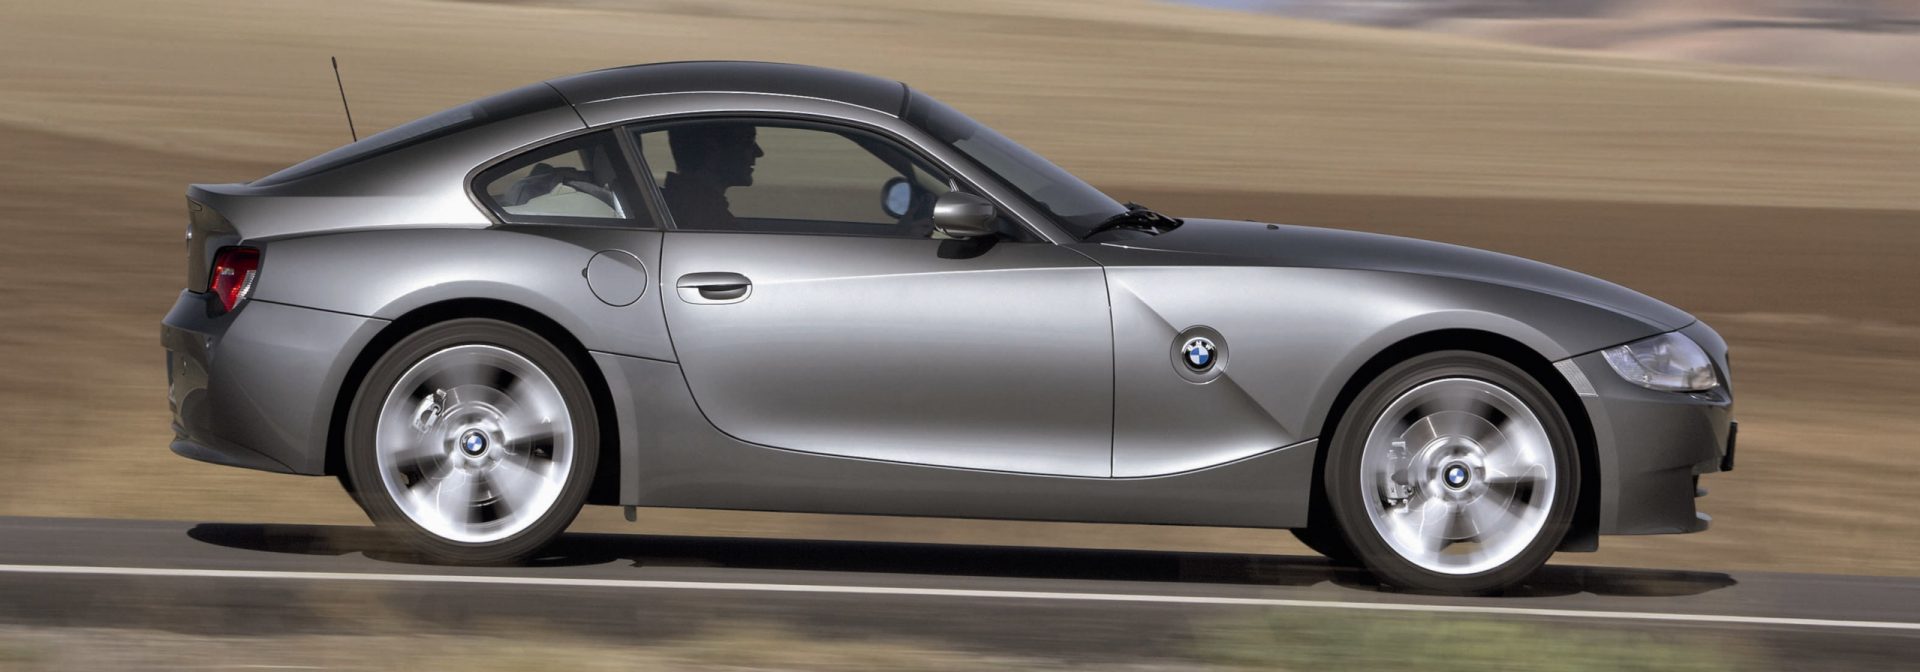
left=931, top=191, right=998, bottom=239
left=880, top=177, right=912, bottom=219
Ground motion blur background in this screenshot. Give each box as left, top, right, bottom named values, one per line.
left=0, top=0, right=1916, bottom=667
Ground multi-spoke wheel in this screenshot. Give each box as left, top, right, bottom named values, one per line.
left=1324, top=351, right=1577, bottom=594
left=344, top=319, right=597, bottom=564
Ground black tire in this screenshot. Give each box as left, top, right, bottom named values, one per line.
left=343, top=319, right=598, bottom=565
left=1324, top=350, right=1578, bottom=595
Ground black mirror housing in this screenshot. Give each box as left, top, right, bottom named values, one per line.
left=931, top=191, right=997, bottom=239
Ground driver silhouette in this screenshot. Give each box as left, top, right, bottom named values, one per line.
left=660, top=123, right=763, bottom=230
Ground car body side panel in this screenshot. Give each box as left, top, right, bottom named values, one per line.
left=594, top=351, right=1315, bottom=527
left=659, top=234, right=1115, bottom=476
left=1077, top=243, right=1672, bottom=478
left=249, top=226, right=674, bottom=363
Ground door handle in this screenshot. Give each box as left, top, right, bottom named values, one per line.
left=676, top=272, right=753, bottom=304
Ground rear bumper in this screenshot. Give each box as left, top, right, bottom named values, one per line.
left=1564, top=320, right=1736, bottom=536
left=162, top=291, right=386, bottom=475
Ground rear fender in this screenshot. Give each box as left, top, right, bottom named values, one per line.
left=248, top=226, right=672, bottom=363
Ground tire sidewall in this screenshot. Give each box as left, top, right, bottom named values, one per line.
left=1325, top=350, right=1578, bottom=594
left=343, top=318, right=598, bottom=565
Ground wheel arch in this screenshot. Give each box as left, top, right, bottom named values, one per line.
left=324, top=298, right=623, bottom=506
left=1304, top=328, right=1601, bottom=553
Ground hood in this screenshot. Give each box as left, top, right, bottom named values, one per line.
left=1116, top=218, right=1695, bottom=331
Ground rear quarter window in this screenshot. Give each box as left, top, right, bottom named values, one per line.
left=473, top=131, right=650, bottom=227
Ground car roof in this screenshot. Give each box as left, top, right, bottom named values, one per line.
left=545, top=61, right=910, bottom=116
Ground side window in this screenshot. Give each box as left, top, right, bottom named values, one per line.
left=633, top=120, right=1026, bottom=240
left=476, top=131, right=650, bottom=226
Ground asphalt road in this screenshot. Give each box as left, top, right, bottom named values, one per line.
left=3, top=516, right=1918, bottom=668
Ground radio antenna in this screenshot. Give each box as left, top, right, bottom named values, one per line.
left=331, top=56, right=358, bottom=142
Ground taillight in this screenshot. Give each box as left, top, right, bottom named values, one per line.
left=209, top=246, right=261, bottom=312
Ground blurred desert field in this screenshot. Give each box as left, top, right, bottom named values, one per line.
left=1191, top=0, right=1920, bottom=85
left=0, top=0, right=1916, bottom=577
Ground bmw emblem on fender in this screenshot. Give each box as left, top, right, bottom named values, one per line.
left=1182, top=337, right=1217, bottom=372
left=1170, top=327, right=1228, bottom=383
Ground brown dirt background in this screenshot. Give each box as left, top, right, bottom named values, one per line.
left=0, top=0, right=1915, bottom=576
left=1214, top=0, right=1920, bottom=85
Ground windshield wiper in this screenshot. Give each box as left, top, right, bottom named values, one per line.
left=1084, top=202, right=1183, bottom=239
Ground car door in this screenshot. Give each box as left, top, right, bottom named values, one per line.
left=633, top=118, right=1114, bottom=476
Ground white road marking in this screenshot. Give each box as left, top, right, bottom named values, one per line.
left=2, top=563, right=1917, bottom=633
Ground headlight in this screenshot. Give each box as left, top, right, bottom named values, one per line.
left=1601, top=332, right=1719, bottom=392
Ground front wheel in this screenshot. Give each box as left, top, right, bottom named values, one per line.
left=343, top=319, right=598, bottom=564
left=1325, top=351, right=1577, bottom=594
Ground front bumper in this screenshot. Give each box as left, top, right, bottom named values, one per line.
left=1562, top=320, right=1736, bottom=536
left=162, top=291, right=386, bottom=475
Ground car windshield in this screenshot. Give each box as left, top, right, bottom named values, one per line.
left=905, top=92, right=1125, bottom=239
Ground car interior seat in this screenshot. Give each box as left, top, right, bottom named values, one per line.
left=503, top=162, right=623, bottom=218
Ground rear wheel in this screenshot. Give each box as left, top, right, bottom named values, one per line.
left=343, top=319, right=597, bottom=564
left=1325, top=351, right=1576, bottom=594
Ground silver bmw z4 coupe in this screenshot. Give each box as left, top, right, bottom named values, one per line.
left=162, top=61, right=1736, bottom=594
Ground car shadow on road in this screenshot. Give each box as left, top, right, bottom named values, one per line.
left=186, top=522, right=1735, bottom=599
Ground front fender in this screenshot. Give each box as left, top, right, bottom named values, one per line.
left=1300, top=272, right=1671, bottom=443
left=1082, top=243, right=1670, bottom=477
